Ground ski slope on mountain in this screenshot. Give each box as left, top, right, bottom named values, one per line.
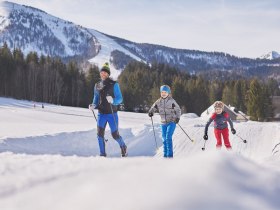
left=0, top=97, right=280, bottom=210
left=88, top=29, right=142, bottom=79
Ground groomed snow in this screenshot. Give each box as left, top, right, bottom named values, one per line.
left=0, top=97, right=280, bottom=210
left=88, top=29, right=143, bottom=79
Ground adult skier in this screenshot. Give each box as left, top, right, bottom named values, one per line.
left=89, top=62, right=127, bottom=157
left=148, top=85, right=181, bottom=158
left=203, top=101, right=236, bottom=150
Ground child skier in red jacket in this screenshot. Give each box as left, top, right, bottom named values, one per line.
left=203, top=101, right=236, bottom=150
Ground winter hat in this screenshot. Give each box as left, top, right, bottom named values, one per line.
left=214, top=101, right=224, bottom=109
left=160, top=85, right=171, bottom=94
left=100, top=62, right=110, bottom=75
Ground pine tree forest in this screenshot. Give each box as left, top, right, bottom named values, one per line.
left=0, top=44, right=279, bottom=121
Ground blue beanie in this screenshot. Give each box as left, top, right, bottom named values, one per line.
left=160, top=85, right=171, bottom=94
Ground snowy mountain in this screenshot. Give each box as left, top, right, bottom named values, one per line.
left=260, top=51, right=280, bottom=60
left=0, top=1, right=100, bottom=58
left=0, top=1, right=280, bottom=80
left=0, top=97, right=280, bottom=210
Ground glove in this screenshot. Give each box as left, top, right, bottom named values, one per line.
left=203, top=134, right=208, bottom=140
left=106, top=96, right=114, bottom=104
left=148, top=112, right=153, bottom=117
left=88, top=104, right=94, bottom=110
left=175, top=118, right=180, bottom=124
left=231, top=128, right=236, bottom=135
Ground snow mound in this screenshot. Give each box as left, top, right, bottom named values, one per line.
left=181, top=113, right=199, bottom=118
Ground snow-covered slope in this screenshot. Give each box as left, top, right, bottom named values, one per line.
left=88, top=29, right=142, bottom=79
left=2, top=1, right=280, bottom=80
left=0, top=1, right=99, bottom=58
left=0, top=1, right=143, bottom=78
left=260, top=51, right=280, bottom=60
left=0, top=97, right=280, bottom=210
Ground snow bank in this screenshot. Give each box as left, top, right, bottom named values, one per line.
left=0, top=152, right=280, bottom=210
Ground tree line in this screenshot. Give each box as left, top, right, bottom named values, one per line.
left=0, top=44, right=279, bottom=121
left=0, top=43, right=100, bottom=107
left=118, top=61, right=279, bottom=121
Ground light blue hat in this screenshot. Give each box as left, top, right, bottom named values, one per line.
left=160, top=85, right=171, bottom=94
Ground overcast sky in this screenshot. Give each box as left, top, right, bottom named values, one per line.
left=5, top=0, right=280, bottom=58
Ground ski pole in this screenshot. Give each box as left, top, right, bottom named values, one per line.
left=202, top=140, right=207, bottom=151
left=150, top=116, right=158, bottom=150
left=90, top=109, right=98, bottom=121
left=236, top=134, right=247, bottom=143
left=177, top=123, right=194, bottom=143
left=90, top=108, right=108, bottom=142
left=109, top=103, right=119, bottom=136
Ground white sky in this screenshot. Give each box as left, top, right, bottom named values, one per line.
left=4, top=0, right=280, bottom=58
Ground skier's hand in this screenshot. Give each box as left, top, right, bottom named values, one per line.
left=88, top=104, right=94, bottom=110
left=203, top=134, right=208, bottom=140
left=148, top=112, right=153, bottom=117
left=106, top=96, right=114, bottom=104
left=175, top=118, right=180, bottom=124
left=231, top=128, right=236, bottom=135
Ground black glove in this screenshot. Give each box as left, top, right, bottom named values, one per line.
left=231, top=128, right=236, bottom=134
left=175, top=118, right=180, bottom=124
left=148, top=112, right=153, bottom=117
left=203, top=134, right=208, bottom=140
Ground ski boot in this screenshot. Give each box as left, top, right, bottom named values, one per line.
left=120, top=145, right=127, bottom=157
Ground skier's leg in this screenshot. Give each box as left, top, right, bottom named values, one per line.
left=161, top=124, right=168, bottom=157
left=165, top=122, right=176, bottom=158
left=214, top=129, right=222, bottom=149
left=222, top=128, right=232, bottom=150
left=108, top=113, right=127, bottom=156
left=97, top=113, right=107, bottom=156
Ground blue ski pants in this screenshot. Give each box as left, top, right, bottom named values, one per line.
left=160, top=122, right=176, bottom=158
left=97, top=112, right=126, bottom=156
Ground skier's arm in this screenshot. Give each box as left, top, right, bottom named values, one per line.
left=204, top=117, right=214, bottom=134
left=92, top=84, right=99, bottom=108
left=226, top=115, right=234, bottom=129
left=172, top=101, right=181, bottom=118
left=149, top=100, right=159, bottom=114
left=112, top=83, right=123, bottom=105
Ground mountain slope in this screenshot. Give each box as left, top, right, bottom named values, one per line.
left=0, top=1, right=99, bottom=58
left=87, top=29, right=143, bottom=78
left=0, top=1, right=280, bottom=80
left=110, top=36, right=280, bottom=74
left=260, top=51, right=280, bottom=60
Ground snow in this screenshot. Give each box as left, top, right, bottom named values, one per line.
left=260, top=51, right=280, bottom=60
left=0, top=97, right=280, bottom=210
left=88, top=29, right=143, bottom=79
left=0, top=1, right=97, bottom=57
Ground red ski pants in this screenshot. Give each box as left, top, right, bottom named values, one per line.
left=214, top=128, right=232, bottom=149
